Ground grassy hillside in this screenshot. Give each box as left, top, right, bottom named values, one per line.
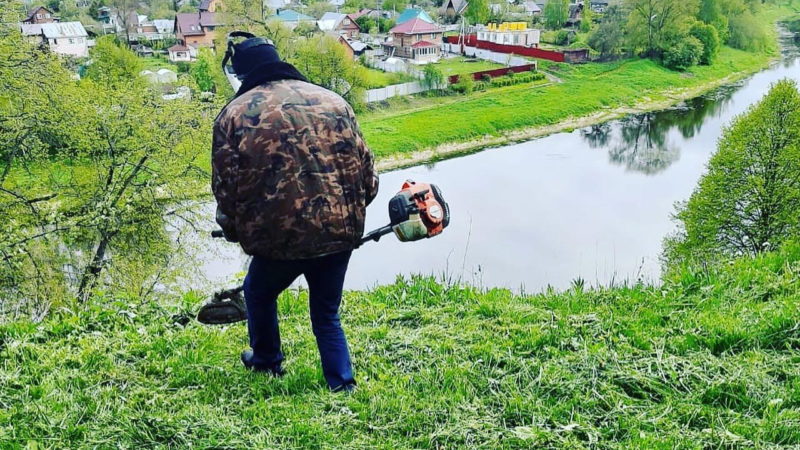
left=3, top=243, right=800, bottom=448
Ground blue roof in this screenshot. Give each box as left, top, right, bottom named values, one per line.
left=396, top=8, right=434, bottom=25
left=268, top=9, right=314, bottom=22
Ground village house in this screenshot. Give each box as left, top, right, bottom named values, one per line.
left=590, top=1, right=609, bottom=13
left=317, top=12, right=360, bottom=38
left=385, top=17, right=443, bottom=64
left=167, top=43, right=196, bottom=62
left=124, top=13, right=175, bottom=41
left=21, top=21, right=90, bottom=57
left=338, top=36, right=373, bottom=59
left=198, top=0, right=221, bottom=12
left=174, top=11, right=220, bottom=48
left=268, top=9, right=315, bottom=30
left=22, top=6, right=57, bottom=24
left=523, top=1, right=542, bottom=16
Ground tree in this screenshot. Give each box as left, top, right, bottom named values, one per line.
left=543, top=0, right=568, bottom=30
left=111, top=0, right=139, bottom=45
left=661, top=35, right=703, bottom=70
left=625, top=0, right=699, bottom=57
left=666, top=80, right=800, bottom=263
left=588, top=5, right=627, bottom=59
left=192, top=48, right=215, bottom=92
left=690, top=22, right=719, bottom=65
left=698, top=0, right=729, bottom=42
left=580, top=3, right=593, bottom=33
left=292, top=35, right=367, bottom=110
left=85, top=36, right=143, bottom=83
left=727, top=11, right=771, bottom=52
left=421, top=64, right=445, bottom=91
left=465, top=0, right=490, bottom=25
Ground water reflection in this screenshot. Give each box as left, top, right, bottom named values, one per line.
left=580, top=88, right=734, bottom=174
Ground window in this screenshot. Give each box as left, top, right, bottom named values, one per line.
left=69, top=38, right=74, bottom=44
left=36, top=14, right=42, bottom=18
left=45, top=13, right=50, bottom=18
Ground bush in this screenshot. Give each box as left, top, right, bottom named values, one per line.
left=666, top=80, right=800, bottom=264
left=728, top=12, right=772, bottom=52
left=690, top=22, right=720, bottom=65
left=662, top=36, right=704, bottom=71
left=451, top=75, right=475, bottom=94
left=175, top=62, right=191, bottom=74
left=481, top=74, right=492, bottom=82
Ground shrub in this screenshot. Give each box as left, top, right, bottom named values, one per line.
left=481, top=74, right=492, bottom=82
left=665, top=80, right=800, bottom=264
left=662, top=36, right=704, bottom=71
left=690, top=22, right=720, bottom=65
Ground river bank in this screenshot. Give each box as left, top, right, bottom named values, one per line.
left=363, top=5, right=799, bottom=171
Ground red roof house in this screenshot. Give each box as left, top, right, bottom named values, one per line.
left=385, top=18, right=443, bottom=63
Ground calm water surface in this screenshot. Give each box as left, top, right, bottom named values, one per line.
left=193, top=32, right=800, bottom=292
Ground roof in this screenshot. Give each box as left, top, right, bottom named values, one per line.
left=198, top=0, right=212, bottom=10
left=317, top=12, right=345, bottom=31
left=390, top=17, right=441, bottom=34
left=20, top=23, right=43, bottom=36
left=153, top=19, right=174, bottom=32
left=176, top=12, right=218, bottom=35
left=349, top=40, right=371, bottom=51
left=269, top=9, right=314, bottom=22
left=168, top=44, right=190, bottom=51
left=523, top=1, right=541, bottom=12
left=411, top=40, right=437, bottom=48
left=439, top=0, right=468, bottom=15
left=396, top=8, right=434, bottom=25
left=40, top=22, right=88, bottom=38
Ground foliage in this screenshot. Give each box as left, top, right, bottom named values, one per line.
left=728, top=11, right=772, bottom=52
left=5, top=243, right=800, bottom=446
left=292, top=35, right=367, bottom=110
left=625, top=0, right=700, bottom=56
left=0, top=23, right=211, bottom=316
left=543, top=0, right=569, bottom=30
left=355, top=15, right=395, bottom=34
left=451, top=74, right=475, bottom=94
left=191, top=48, right=215, bottom=92
left=698, top=0, right=729, bottom=42
left=661, top=35, right=703, bottom=70
left=421, top=64, right=445, bottom=91
left=464, top=0, right=490, bottom=25
left=667, top=80, right=800, bottom=263
left=690, top=22, right=720, bottom=65
left=85, top=36, right=143, bottom=83
left=580, top=3, right=593, bottom=33
left=588, top=5, right=627, bottom=59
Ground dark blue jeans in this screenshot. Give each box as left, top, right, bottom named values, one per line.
left=242, top=250, right=354, bottom=390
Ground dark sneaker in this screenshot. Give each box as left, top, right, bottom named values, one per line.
left=332, top=382, right=357, bottom=393
left=241, top=350, right=285, bottom=377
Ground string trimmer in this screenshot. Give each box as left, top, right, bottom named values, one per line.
left=197, top=180, right=450, bottom=325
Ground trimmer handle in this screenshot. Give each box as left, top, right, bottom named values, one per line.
left=211, top=230, right=225, bottom=238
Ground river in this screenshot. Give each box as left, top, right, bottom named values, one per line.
left=191, top=31, right=800, bottom=293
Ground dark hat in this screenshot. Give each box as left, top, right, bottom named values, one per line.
left=231, top=38, right=281, bottom=78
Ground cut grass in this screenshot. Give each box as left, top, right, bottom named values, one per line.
left=2, top=243, right=800, bottom=447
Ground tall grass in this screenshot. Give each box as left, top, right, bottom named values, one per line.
left=2, top=243, right=800, bottom=447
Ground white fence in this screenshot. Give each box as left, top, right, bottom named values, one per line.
left=365, top=81, right=428, bottom=103
left=443, top=43, right=532, bottom=67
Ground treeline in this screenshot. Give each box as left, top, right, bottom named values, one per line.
left=589, top=0, right=781, bottom=70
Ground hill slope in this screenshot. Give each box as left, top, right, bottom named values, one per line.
left=2, top=244, right=800, bottom=448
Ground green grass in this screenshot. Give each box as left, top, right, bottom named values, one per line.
left=3, top=243, right=800, bottom=447
left=360, top=46, right=771, bottom=158
left=430, top=56, right=506, bottom=77
left=361, top=66, right=416, bottom=89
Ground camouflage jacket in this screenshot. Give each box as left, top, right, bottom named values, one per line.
left=212, top=79, right=379, bottom=260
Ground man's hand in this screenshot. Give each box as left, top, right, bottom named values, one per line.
left=215, top=206, right=239, bottom=243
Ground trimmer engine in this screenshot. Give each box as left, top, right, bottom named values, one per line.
left=360, top=180, right=451, bottom=245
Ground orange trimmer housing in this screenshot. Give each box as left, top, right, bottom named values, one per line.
left=358, top=180, right=451, bottom=246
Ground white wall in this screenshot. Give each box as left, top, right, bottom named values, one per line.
left=443, top=43, right=531, bottom=67
left=48, top=37, right=88, bottom=57
left=365, top=81, right=431, bottom=103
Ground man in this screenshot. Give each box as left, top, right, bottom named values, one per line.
left=212, top=35, right=379, bottom=392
